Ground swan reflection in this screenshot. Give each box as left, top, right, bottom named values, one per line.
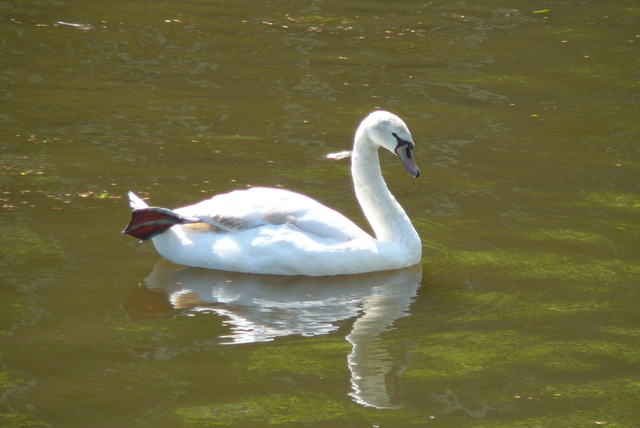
left=133, top=260, right=422, bottom=408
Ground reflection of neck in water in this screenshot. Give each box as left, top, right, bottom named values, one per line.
left=347, top=280, right=418, bottom=409
left=136, top=260, right=422, bottom=408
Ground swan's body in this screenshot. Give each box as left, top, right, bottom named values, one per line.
left=124, top=111, right=422, bottom=276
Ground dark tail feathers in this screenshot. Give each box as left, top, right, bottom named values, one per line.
left=123, top=207, right=201, bottom=242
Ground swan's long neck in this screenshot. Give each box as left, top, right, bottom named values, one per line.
left=351, top=134, right=419, bottom=245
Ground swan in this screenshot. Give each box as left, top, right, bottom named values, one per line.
left=123, top=110, right=422, bottom=276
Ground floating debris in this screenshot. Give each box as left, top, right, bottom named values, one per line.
left=326, top=150, right=352, bottom=160
left=54, top=21, right=94, bottom=31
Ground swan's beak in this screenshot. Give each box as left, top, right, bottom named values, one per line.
left=396, top=146, right=420, bottom=178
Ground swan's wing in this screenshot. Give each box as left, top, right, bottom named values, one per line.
left=175, top=187, right=370, bottom=242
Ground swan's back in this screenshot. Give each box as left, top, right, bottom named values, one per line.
left=176, top=187, right=370, bottom=242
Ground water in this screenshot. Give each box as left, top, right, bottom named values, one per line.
left=1, top=0, right=639, bottom=426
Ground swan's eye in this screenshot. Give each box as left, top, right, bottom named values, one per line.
left=392, top=132, right=414, bottom=150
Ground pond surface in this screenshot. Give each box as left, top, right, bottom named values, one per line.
left=1, top=0, right=639, bottom=426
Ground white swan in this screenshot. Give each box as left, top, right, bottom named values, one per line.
left=123, top=110, right=422, bottom=276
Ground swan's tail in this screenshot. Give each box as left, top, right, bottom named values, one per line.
left=128, top=191, right=149, bottom=210
left=123, top=192, right=200, bottom=242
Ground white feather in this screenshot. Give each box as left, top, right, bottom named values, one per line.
left=128, top=191, right=149, bottom=210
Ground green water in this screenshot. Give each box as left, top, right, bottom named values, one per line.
left=1, top=0, right=639, bottom=426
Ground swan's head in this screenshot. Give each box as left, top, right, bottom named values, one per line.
left=358, top=110, right=420, bottom=178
